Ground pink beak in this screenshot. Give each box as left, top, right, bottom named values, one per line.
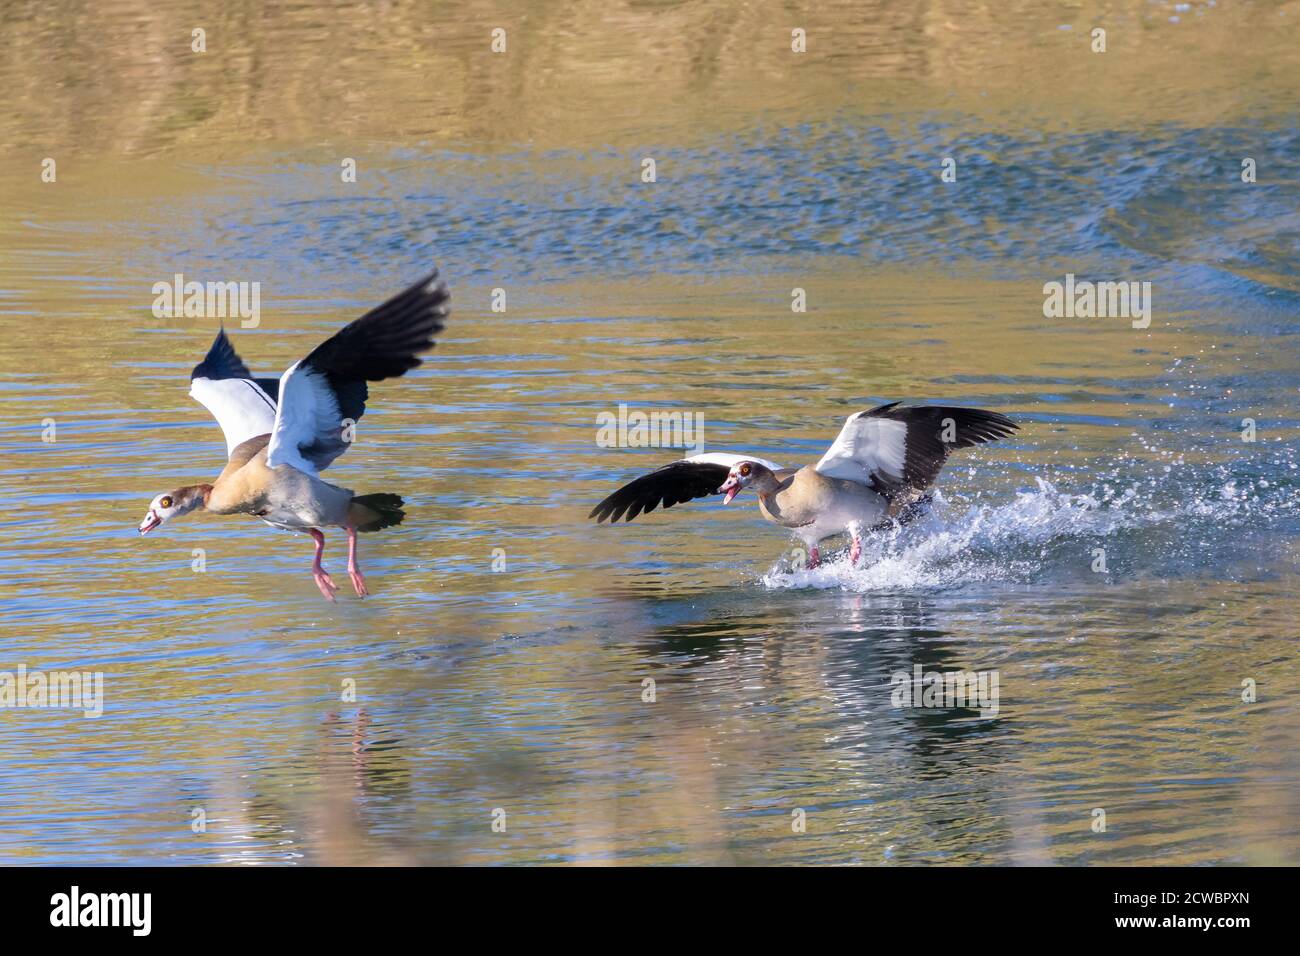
left=138, top=512, right=161, bottom=535
left=718, top=476, right=741, bottom=504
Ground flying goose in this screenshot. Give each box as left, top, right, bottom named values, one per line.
left=138, top=271, right=450, bottom=600
left=589, top=403, right=1018, bottom=567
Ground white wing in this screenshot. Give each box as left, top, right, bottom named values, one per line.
left=265, top=271, right=450, bottom=476
left=685, top=451, right=783, bottom=470
left=815, top=404, right=1019, bottom=492
left=265, top=361, right=346, bottom=477
left=814, top=413, right=907, bottom=486
left=189, top=377, right=277, bottom=458
left=589, top=451, right=785, bottom=523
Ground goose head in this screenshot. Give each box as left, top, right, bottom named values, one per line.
left=718, top=460, right=777, bottom=504
left=138, top=486, right=206, bottom=534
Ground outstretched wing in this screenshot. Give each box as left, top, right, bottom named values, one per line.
left=589, top=452, right=783, bottom=523
left=814, top=402, right=1017, bottom=495
left=266, top=271, right=450, bottom=476
left=189, top=330, right=278, bottom=458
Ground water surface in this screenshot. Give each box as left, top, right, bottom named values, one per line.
left=0, top=0, right=1298, bottom=864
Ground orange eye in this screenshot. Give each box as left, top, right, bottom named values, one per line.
left=160, top=496, right=173, bottom=509
left=739, top=463, right=752, bottom=476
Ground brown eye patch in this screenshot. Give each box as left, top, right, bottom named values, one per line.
left=160, top=496, right=173, bottom=509
left=739, top=463, right=752, bottom=476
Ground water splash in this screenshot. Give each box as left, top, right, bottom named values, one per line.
left=761, top=470, right=1298, bottom=592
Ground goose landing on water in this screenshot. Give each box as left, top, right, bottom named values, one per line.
left=138, top=271, right=450, bottom=600
left=589, top=403, right=1018, bottom=568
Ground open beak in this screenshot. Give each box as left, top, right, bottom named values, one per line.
left=718, top=476, right=741, bottom=505
left=138, top=512, right=161, bottom=535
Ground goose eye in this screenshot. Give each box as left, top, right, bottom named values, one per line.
left=160, top=496, right=173, bottom=509
left=739, top=463, right=752, bottom=477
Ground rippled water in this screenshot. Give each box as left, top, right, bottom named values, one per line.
left=1, top=0, right=1298, bottom=864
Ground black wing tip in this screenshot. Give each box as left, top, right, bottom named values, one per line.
left=950, top=408, right=1019, bottom=443
left=588, top=460, right=730, bottom=524
left=191, top=327, right=252, bottom=381
left=861, top=402, right=1019, bottom=439
left=302, top=269, right=452, bottom=383
left=406, top=269, right=452, bottom=313
left=589, top=492, right=626, bottom=523
left=857, top=401, right=901, bottom=419
left=421, top=271, right=451, bottom=301
left=588, top=502, right=640, bottom=523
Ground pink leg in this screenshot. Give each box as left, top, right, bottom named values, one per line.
left=848, top=522, right=865, bottom=567
left=807, top=546, right=820, bottom=570
left=346, top=526, right=369, bottom=597
left=309, top=528, right=338, bottom=601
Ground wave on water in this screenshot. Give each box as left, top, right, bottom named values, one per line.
left=154, top=119, right=1300, bottom=300
left=761, top=467, right=1299, bottom=593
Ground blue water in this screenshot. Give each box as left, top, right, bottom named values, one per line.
left=118, top=120, right=1295, bottom=301
left=1, top=110, right=1298, bottom=864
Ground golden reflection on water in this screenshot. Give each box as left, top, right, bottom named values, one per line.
left=0, top=1, right=1298, bottom=865
left=3, top=0, right=1298, bottom=160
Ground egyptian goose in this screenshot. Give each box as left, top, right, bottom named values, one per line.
left=589, top=403, right=1018, bottom=567
left=138, top=271, right=450, bottom=599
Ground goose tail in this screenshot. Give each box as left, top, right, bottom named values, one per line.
left=349, top=493, right=406, bottom=532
